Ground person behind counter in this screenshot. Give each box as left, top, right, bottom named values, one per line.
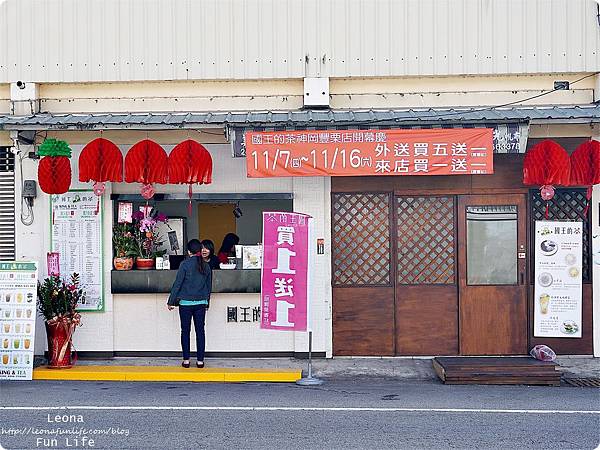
left=217, top=233, right=240, bottom=264
left=201, top=239, right=220, bottom=270
left=167, top=239, right=212, bottom=369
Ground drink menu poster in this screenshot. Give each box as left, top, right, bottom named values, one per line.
left=534, top=221, right=583, bottom=338
left=51, top=191, right=103, bottom=311
left=0, top=261, right=38, bottom=381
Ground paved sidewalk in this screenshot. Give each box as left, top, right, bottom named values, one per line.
left=555, top=356, right=600, bottom=379
left=39, top=355, right=599, bottom=381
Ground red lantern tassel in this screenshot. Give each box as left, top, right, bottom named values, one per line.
left=545, top=202, right=549, bottom=220
left=583, top=185, right=593, bottom=217
left=188, top=184, right=193, bottom=216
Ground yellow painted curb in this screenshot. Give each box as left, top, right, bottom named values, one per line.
left=33, top=365, right=301, bottom=383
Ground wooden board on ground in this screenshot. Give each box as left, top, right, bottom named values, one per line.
left=433, top=357, right=561, bottom=386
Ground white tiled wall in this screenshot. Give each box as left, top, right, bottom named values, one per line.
left=114, top=293, right=295, bottom=352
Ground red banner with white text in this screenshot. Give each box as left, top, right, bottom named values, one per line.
left=246, top=128, right=493, bottom=178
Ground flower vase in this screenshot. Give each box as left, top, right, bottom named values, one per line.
left=135, top=258, right=155, bottom=270
left=113, top=257, right=134, bottom=271
left=45, top=320, right=75, bottom=369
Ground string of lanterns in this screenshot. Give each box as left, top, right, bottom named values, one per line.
left=37, top=138, right=213, bottom=204
left=36, top=136, right=600, bottom=221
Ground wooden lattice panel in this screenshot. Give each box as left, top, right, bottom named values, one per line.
left=531, top=189, right=591, bottom=283
left=396, top=196, right=456, bottom=284
left=332, top=193, right=391, bottom=286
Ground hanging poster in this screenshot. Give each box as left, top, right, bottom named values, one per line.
left=260, top=212, right=311, bottom=331
left=0, top=261, right=38, bottom=381
left=51, top=191, right=103, bottom=311
left=534, top=221, right=583, bottom=338
left=246, top=128, right=493, bottom=177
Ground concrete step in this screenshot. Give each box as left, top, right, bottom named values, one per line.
left=33, top=365, right=301, bottom=383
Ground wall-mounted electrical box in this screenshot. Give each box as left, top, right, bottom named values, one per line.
left=23, top=180, right=37, bottom=199
left=303, top=77, right=330, bottom=109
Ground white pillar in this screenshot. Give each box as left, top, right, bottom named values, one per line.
left=593, top=137, right=600, bottom=358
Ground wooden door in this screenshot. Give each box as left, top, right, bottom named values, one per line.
left=198, top=203, right=236, bottom=246
left=331, top=192, right=395, bottom=356
left=457, top=194, right=528, bottom=355
left=395, top=196, right=458, bottom=355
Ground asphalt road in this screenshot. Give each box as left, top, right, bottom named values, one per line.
left=1, top=379, right=599, bottom=449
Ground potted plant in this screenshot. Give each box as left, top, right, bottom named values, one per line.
left=37, top=273, right=84, bottom=368
left=112, top=223, right=138, bottom=270
left=132, top=210, right=167, bottom=269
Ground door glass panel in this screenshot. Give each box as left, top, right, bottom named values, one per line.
left=466, top=205, right=517, bottom=285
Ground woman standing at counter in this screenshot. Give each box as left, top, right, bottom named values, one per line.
left=167, top=239, right=212, bottom=369
left=201, top=239, right=220, bottom=270
left=217, top=233, right=240, bottom=264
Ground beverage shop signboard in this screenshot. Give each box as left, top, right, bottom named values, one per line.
left=245, top=128, right=493, bottom=178
left=51, top=191, right=103, bottom=311
left=534, top=221, right=583, bottom=338
left=260, top=212, right=310, bottom=331
left=0, top=261, right=38, bottom=381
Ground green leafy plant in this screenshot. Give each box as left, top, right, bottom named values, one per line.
left=37, top=273, right=85, bottom=323
left=112, top=223, right=139, bottom=258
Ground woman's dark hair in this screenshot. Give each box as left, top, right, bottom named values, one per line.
left=187, top=239, right=209, bottom=274
left=218, top=233, right=240, bottom=255
left=200, top=239, right=215, bottom=257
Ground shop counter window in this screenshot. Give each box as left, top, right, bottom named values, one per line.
left=110, top=194, right=292, bottom=294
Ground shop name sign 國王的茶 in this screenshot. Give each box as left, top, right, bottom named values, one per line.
left=245, top=128, right=493, bottom=178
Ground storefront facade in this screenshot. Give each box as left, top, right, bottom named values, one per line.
left=13, top=133, right=333, bottom=358
left=331, top=157, right=595, bottom=357
left=0, top=0, right=599, bottom=358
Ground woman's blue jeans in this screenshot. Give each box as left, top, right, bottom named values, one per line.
left=178, top=304, right=206, bottom=361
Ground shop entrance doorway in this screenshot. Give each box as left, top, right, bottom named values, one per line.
left=457, top=194, right=528, bottom=355
left=332, top=191, right=528, bottom=356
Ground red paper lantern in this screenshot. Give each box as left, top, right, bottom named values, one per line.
left=79, top=138, right=123, bottom=184
left=570, top=140, right=600, bottom=215
left=37, top=139, right=72, bottom=195
left=125, top=139, right=168, bottom=199
left=168, top=139, right=212, bottom=185
left=168, top=139, right=212, bottom=214
left=523, top=139, right=570, bottom=218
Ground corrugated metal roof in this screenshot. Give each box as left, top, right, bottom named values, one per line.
left=1, top=105, right=599, bottom=130
left=1, top=0, right=599, bottom=82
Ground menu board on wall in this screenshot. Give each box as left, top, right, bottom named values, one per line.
left=534, top=221, right=583, bottom=338
left=51, top=191, right=103, bottom=311
left=0, top=262, right=38, bottom=380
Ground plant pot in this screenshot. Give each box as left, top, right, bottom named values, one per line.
left=135, top=258, right=155, bottom=270
left=45, top=320, right=74, bottom=369
left=113, top=257, right=134, bottom=271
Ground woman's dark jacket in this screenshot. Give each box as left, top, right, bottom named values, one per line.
left=207, top=255, right=220, bottom=270
left=168, top=256, right=212, bottom=307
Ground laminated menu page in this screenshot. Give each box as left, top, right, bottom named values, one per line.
left=0, top=261, right=38, bottom=380
left=533, top=221, right=583, bottom=338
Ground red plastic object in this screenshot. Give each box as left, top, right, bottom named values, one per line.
left=46, top=320, right=74, bottom=368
